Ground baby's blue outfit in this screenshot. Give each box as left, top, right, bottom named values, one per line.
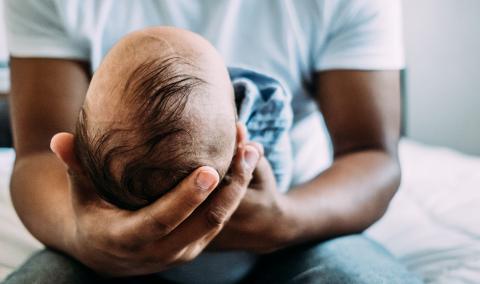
left=231, top=67, right=293, bottom=193
left=160, top=68, right=293, bottom=284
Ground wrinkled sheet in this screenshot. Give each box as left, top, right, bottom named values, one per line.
left=367, top=140, right=480, bottom=283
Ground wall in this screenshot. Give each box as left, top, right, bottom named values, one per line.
left=403, top=0, right=480, bottom=155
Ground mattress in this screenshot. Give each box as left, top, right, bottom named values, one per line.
left=0, top=139, right=479, bottom=282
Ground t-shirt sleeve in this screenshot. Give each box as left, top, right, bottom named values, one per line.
left=0, top=0, right=9, bottom=92
left=4, top=0, right=88, bottom=60
left=314, top=0, right=404, bottom=71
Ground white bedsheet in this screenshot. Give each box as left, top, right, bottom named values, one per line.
left=0, top=148, right=43, bottom=279
left=366, top=140, right=480, bottom=283
left=0, top=139, right=479, bottom=282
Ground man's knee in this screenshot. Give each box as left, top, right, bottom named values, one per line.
left=3, top=249, right=101, bottom=284
left=248, top=234, right=423, bottom=284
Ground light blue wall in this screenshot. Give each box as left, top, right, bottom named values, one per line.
left=403, top=0, right=480, bottom=155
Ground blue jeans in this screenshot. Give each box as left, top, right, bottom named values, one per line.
left=3, top=235, right=422, bottom=284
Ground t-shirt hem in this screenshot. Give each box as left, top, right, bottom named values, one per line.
left=315, top=57, right=406, bottom=71
left=8, top=38, right=89, bottom=61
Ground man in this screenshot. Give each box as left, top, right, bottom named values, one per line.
left=4, top=0, right=421, bottom=283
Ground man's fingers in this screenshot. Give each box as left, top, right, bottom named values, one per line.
left=158, top=144, right=261, bottom=254
left=245, top=141, right=264, bottom=157
left=115, top=144, right=260, bottom=256
left=225, top=158, right=274, bottom=218
left=141, top=181, right=244, bottom=264
left=157, top=185, right=243, bottom=257
left=231, top=145, right=260, bottom=187
left=251, top=156, right=275, bottom=186
left=124, top=166, right=219, bottom=244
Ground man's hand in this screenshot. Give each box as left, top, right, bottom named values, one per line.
left=50, top=133, right=261, bottom=277
left=209, top=146, right=296, bottom=254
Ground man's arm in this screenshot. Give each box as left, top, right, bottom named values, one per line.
left=9, top=58, right=90, bottom=250
left=284, top=70, right=401, bottom=242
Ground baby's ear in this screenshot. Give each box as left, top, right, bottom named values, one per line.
left=235, top=122, right=247, bottom=148
left=50, top=132, right=83, bottom=174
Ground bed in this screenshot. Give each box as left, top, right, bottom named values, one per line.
left=1, top=139, right=479, bottom=283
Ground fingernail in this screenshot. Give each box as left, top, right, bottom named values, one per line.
left=196, top=170, right=217, bottom=190
left=244, top=146, right=259, bottom=169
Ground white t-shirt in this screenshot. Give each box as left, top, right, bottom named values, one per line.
left=4, top=0, right=404, bottom=283
left=0, top=0, right=9, bottom=93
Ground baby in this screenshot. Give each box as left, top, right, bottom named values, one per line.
left=73, top=27, right=292, bottom=211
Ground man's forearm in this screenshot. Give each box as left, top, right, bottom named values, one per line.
left=10, top=152, right=74, bottom=252
left=284, top=149, right=400, bottom=244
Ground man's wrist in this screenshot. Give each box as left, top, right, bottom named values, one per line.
left=61, top=212, right=79, bottom=256
left=273, top=193, right=306, bottom=250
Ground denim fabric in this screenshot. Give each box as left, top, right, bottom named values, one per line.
left=4, top=235, right=423, bottom=284
left=245, top=235, right=423, bottom=284
left=230, top=67, right=293, bottom=192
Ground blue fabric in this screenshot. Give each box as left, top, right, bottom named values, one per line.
left=244, top=234, right=424, bottom=284
left=4, top=235, right=423, bottom=284
left=230, top=67, right=293, bottom=193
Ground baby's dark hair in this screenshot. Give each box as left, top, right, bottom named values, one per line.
left=74, top=56, right=217, bottom=210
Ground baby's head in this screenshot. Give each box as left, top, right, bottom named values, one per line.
left=73, top=27, right=238, bottom=210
